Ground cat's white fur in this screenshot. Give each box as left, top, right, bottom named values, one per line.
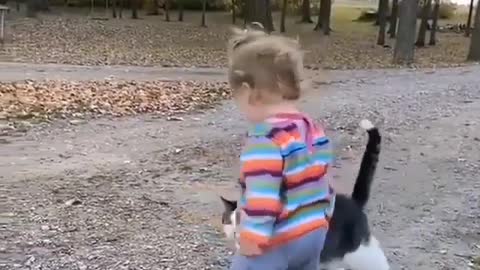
left=223, top=211, right=389, bottom=270
left=224, top=211, right=240, bottom=250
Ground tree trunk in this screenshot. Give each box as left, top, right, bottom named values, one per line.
left=245, top=0, right=274, bottom=32
left=280, top=0, right=287, bottom=32
left=26, top=0, right=49, bottom=17
left=37, top=0, right=49, bottom=11
left=265, top=0, right=274, bottom=31
left=243, top=0, right=248, bottom=27
left=146, top=0, right=159, bottom=15
left=201, top=0, right=207, bottom=27
left=118, top=0, right=123, bottom=18
left=322, top=0, right=331, bottom=35
left=429, top=0, right=439, bottom=45
left=90, top=0, right=94, bottom=14
left=178, top=0, right=184, bottom=21
left=165, top=0, right=170, bottom=21
left=301, top=0, right=313, bottom=23
left=465, top=0, right=474, bottom=37
left=416, top=0, right=431, bottom=47
left=26, top=0, right=38, bottom=17
left=112, top=0, right=117, bottom=18
left=467, top=0, right=480, bottom=61
left=232, top=0, right=236, bottom=24
left=394, top=0, right=418, bottom=64
left=131, top=0, right=138, bottom=19
left=377, top=0, right=388, bottom=45
left=16, top=0, right=20, bottom=11
left=314, top=0, right=323, bottom=30
left=374, top=0, right=381, bottom=25
left=389, top=0, right=399, bottom=38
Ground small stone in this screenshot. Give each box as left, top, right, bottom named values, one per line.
left=0, top=124, right=14, bottom=131
left=25, top=255, right=35, bottom=266
left=78, top=262, right=87, bottom=270
left=42, top=239, right=52, bottom=244
left=17, top=121, right=33, bottom=128
left=439, top=249, right=447, bottom=255
left=167, top=116, right=184, bottom=121
left=69, top=119, right=86, bottom=125
left=40, top=225, right=50, bottom=231
left=65, top=198, right=82, bottom=206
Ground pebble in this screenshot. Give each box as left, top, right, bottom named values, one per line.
left=0, top=123, right=14, bottom=131
left=69, top=119, right=86, bottom=125
left=65, top=198, right=82, bottom=206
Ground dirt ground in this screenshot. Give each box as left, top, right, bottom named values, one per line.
left=1, top=63, right=480, bottom=269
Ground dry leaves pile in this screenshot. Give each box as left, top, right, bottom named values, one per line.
left=0, top=12, right=471, bottom=69
left=0, top=80, right=230, bottom=120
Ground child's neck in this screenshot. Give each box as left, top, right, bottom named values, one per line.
left=261, top=101, right=300, bottom=121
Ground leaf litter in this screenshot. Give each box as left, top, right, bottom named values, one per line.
left=0, top=13, right=471, bottom=70
left=0, top=80, right=230, bottom=121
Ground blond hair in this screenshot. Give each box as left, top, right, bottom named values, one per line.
left=227, top=26, right=304, bottom=102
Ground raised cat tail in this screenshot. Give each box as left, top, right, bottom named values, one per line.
left=351, top=119, right=382, bottom=208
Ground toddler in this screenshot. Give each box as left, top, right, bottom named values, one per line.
left=227, top=28, right=335, bottom=270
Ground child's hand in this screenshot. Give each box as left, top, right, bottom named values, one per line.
left=239, top=238, right=263, bottom=257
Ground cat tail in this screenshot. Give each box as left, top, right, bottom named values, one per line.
left=351, top=119, right=382, bottom=209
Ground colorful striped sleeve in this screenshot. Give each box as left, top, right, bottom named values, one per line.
left=312, top=133, right=335, bottom=218
left=239, top=136, right=283, bottom=246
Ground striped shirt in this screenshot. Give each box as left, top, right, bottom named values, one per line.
left=238, top=112, right=335, bottom=248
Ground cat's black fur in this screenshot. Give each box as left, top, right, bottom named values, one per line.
left=320, top=123, right=381, bottom=264
left=221, top=120, right=383, bottom=268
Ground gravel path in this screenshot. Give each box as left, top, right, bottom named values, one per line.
left=1, top=63, right=480, bottom=270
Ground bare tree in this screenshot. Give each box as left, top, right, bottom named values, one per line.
left=321, top=0, right=332, bottom=35
left=466, top=0, right=474, bottom=37
left=243, top=0, right=248, bottom=26
left=280, top=0, right=288, bottom=32
left=231, top=0, right=236, bottom=24
left=119, top=0, right=124, bottom=18
left=112, top=0, right=117, bottom=18
left=165, top=0, right=170, bottom=21
left=89, top=0, right=94, bottom=15
left=201, top=0, right=207, bottom=27
left=467, top=0, right=480, bottom=60
left=245, top=0, right=274, bottom=32
left=146, top=0, right=160, bottom=15
left=178, top=0, right=184, bottom=21
left=314, top=0, right=323, bottom=30
left=394, top=0, right=418, bottom=64
left=25, top=0, right=49, bottom=15
left=266, top=0, right=274, bottom=31
left=301, top=0, right=313, bottom=23
left=131, top=0, right=139, bottom=19
left=416, top=0, right=432, bottom=47
left=389, top=0, right=399, bottom=38
left=377, top=0, right=388, bottom=45
left=26, top=0, right=38, bottom=17
left=429, top=0, right=439, bottom=45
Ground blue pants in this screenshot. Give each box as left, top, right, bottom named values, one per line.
left=229, top=228, right=327, bottom=270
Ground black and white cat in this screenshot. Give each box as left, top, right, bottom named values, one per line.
left=220, top=119, right=390, bottom=270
